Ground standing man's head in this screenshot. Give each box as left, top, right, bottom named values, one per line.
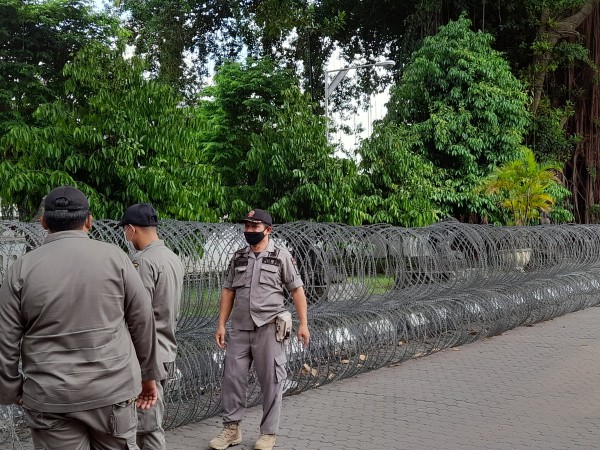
left=241, top=208, right=272, bottom=248
left=119, top=203, right=159, bottom=251
left=41, top=186, right=91, bottom=233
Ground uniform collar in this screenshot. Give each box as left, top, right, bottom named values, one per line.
left=43, top=230, right=90, bottom=245
left=138, top=239, right=164, bottom=254
left=265, top=239, right=275, bottom=253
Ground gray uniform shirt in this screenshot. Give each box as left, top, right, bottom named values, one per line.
left=0, top=231, right=164, bottom=412
left=223, top=239, right=303, bottom=330
left=131, top=239, right=184, bottom=366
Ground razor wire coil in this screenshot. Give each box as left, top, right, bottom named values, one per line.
left=2, top=220, right=600, bottom=445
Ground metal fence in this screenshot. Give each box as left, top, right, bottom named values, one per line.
left=2, top=220, right=600, bottom=446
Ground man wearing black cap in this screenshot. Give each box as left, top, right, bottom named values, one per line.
left=0, top=186, right=164, bottom=449
left=209, top=209, right=310, bottom=450
left=120, top=203, right=185, bottom=450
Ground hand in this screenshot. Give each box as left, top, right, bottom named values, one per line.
left=136, top=380, right=158, bottom=410
left=215, top=324, right=227, bottom=349
left=297, top=324, right=310, bottom=348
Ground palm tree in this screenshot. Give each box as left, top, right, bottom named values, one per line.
left=480, top=147, right=562, bottom=226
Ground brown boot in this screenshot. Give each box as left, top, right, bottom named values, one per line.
left=254, top=434, right=276, bottom=450
left=208, top=423, right=242, bottom=449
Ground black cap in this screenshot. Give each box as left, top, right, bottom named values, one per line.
left=240, top=208, right=272, bottom=226
left=44, top=186, right=89, bottom=212
left=118, top=203, right=159, bottom=227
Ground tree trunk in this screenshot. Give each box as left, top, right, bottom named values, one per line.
left=531, top=0, right=600, bottom=115
left=566, top=3, right=600, bottom=222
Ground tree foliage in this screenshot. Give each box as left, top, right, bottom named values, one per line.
left=0, top=40, right=223, bottom=220
left=314, top=0, right=599, bottom=221
left=357, top=123, right=439, bottom=227
left=0, top=0, right=116, bottom=136
left=385, top=16, right=531, bottom=219
left=118, top=0, right=240, bottom=96
left=3, top=1, right=599, bottom=224
left=118, top=0, right=345, bottom=100
left=479, top=147, right=570, bottom=225
left=196, top=58, right=297, bottom=215
left=248, top=87, right=360, bottom=224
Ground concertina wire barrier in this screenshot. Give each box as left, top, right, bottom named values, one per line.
left=2, top=220, right=600, bottom=446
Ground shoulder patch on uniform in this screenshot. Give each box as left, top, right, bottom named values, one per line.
left=234, top=258, right=248, bottom=267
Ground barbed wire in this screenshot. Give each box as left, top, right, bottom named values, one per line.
left=2, top=220, right=600, bottom=444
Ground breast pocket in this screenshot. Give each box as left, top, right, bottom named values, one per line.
left=232, top=266, right=248, bottom=288
left=259, top=263, right=280, bottom=286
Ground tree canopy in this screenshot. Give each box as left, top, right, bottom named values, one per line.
left=357, top=123, right=439, bottom=227
left=248, top=87, right=361, bottom=224
left=0, top=40, right=223, bottom=220
left=195, top=57, right=297, bottom=217
left=1, top=0, right=597, bottom=224
left=384, top=16, right=531, bottom=219
left=0, top=0, right=116, bottom=136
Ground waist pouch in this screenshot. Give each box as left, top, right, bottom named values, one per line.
left=275, top=311, right=293, bottom=342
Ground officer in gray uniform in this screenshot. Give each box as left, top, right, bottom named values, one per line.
left=209, top=209, right=310, bottom=450
left=120, top=203, right=185, bottom=450
left=0, top=186, right=164, bottom=450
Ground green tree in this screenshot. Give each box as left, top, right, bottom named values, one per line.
left=0, top=0, right=116, bottom=136
left=243, top=0, right=346, bottom=102
left=0, top=40, right=223, bottom=220
left=479, top=147, right=570, bottom=225
left=247, top=87, right=361, bottom=223
left=118, top=0, right=236, bottom=96
left=357, top=123, right=439, bottom=227
left=526, top=0, right=598, bottom=115
left=196, top=58, right=297, bottom=215
left=117, top=0, right=345, bottom=101
left=315, top=0, right=599, bottom=222
left=385, top=16, right=531, bottom=219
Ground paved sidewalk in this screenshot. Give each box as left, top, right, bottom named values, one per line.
left=167, top=305, right=600, bottom=450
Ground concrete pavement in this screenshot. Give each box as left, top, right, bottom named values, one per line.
left=167, top=305, right=600, bottom=450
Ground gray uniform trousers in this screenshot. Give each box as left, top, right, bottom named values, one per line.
left=222, top=323, right=287, bottom=435
left=136, top=380, right=165, bottom=450
left=23, top=400, right=138, bottom=450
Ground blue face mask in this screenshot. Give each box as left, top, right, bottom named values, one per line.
left=244, top=231, right=265, bottom=246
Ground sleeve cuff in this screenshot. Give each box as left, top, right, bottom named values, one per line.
left=141, top=365, right=167, bottom=382
left=286, top=279, right=303, bottom=292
